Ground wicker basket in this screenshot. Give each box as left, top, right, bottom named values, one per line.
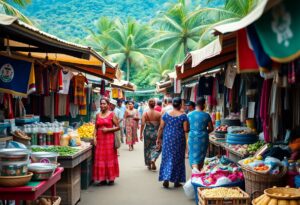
left=239, top=163, right=287, bottom=198
left=0, top=172, right=33, bottom=187
left=26, top=196, right=61, bottom=205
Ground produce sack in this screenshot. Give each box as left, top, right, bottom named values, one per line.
left=183, top=179, right=195, bottom=199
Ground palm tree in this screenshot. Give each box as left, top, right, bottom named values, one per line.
left=0, top=0, right=32, bottom=25
left=86, top=17, right=161, bottom=81
left=132, top=60, right=173, bottom=87
left=152, top=0, right=207, bottom=69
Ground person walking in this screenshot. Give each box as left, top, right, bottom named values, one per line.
left=110, top=99, right=122, bottom=156
left=93, top=98, right=120, bottom=185
left=140, top=99, right=161, bottom=171
left=125, top=101, right=139, bottom=151
left=187, top=97, right=213, bottom=171
left=117, top=99, right=126, bottom=143
left=154, top=100, right=163, bottom=112
left=157, top=97, right=189, bottom=188
left=162, top=97, right=173, bottom=114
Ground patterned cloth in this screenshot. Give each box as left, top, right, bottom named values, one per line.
left=93, top=112, right=119, bottom=181
left=143, top=122, right=161, bottom=166
left=188, top=111, right=211, bottom=166
left=125, top=109, right=139, bottom=145
left=159, top=113, right=188, bottom=183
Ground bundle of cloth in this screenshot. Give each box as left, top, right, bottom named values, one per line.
left=191, top=156, right=244, bottom=187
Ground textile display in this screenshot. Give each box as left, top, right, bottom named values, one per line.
left=197, top=76, right=214, bottom=97
left=0, top=56, right=33, bottom=97
left=224, top=63, right=237, bottom=89
left=59, top=70, right=73, bottom=94
left=237, top=29, right=259, bottom=73
left=255, top=0, right=300, bottom=63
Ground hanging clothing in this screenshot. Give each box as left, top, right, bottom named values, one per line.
left=34, top=65, right=44, bottom=95
left=49, top=65, right=63, bottom=93
left=112, top=88, right=119, bottom=98
left=159, top=113, right=187, bottom=183
left=3, top=94, right=14, bottom=119
left=93, top=112, right=119, bottom=182
left=100, top=80, right=106, bottom=96
left=55, top=94, right=69, bottom=117
left=260, top=79, right=272, bottom=142
left=197, top=76, right=214, bottom=97
left=125, top=109, right=139, bottom=145
left=269, top=79, right=281, bottom=142
left=143, top=117, right=161, bottom=166
left=188, top=111, right=211, bottom=166
left=59, top=70, right=73, bottom=94
left=73, top=74, right=88, bottom=105
left=70, top=103, right=79, bottom=119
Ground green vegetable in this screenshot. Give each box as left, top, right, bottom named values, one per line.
left=31, top=146, right=79, bottom=156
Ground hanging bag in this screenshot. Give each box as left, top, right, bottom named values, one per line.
left=112, top=112, right=121, bottom=149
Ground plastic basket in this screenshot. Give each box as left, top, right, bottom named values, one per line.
left=192, top=180, right=245, bottom=205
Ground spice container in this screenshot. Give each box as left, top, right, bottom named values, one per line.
left=31, top=152, right=58, bottom=164
left=0, top=148, right=29, bottom=162
left=0, top=161, right=29, bottom=176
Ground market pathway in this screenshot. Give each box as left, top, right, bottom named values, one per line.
left=80, top=141, right=194, bottom=205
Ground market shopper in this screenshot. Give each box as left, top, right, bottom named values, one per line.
left=157, top=97, right=189, bottom=188
left=154, top=100, right=163, bottom=112
left=93, top=98, right=120, bottom=185
left=162, top=97, right=173, bottom=114
left=110, top=99, right=122, bottom=155
left=125, top=101, right=139, bottom=151
left=117, top=99, right=126, bottom=143
left=140, top=98, right=162, bottom=171
left=187, top=97, right=213, bottom=171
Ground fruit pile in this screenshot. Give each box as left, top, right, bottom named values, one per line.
left=227, top=144, right=249, bottom=155
left=242, top=155, right=263, bottom=165
left=77, top=123, right=94, bottom=139
left=253, top=164, right=270, bottom=172
left=247, top=141, right=265, bottom=154
left=216, top=125, right=228, bottom=132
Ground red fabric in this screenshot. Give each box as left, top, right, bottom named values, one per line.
left=260, top=79, right=272, bottom=142
left=237, top=29, right=259, bottom=73
left=3, top=94, right=14, bottom=119
left=154, top=105, right=162, bottom=112
left=93, top=112, right=119, bottom=181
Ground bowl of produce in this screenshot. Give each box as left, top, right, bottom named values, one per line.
left=252, top=164, right=271, bottom=174
left=0, top=172, right=33, bottom=187
left=264, top=187, right=300, bottom=199
left=31, top=152, right=58, bottom=164
left=0, top=161, right=29, bottom=176
left=0, top=148, right=29, bottom=162
left=28, top=163, right=57, bottom=180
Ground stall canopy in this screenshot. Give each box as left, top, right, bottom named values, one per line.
left=0, top=14, right=118, bottom=80
left=110, top=79, right=136, bottom=92
left=156, top=71, right=177, bottom=93
left=176, top=32, right=236, bottom=80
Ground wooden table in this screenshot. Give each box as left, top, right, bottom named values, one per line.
left=208, top=135, right=227, bottom=157
left=0, top=167, right=64, bottom=205
left=56, top=145, right=93, bottom=205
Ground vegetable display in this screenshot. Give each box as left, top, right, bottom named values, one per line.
left=31, top=146, right=79, bottom=156
left=201, top=187, right=243, bottom=198
left=247, top=141, right=265, bottom=154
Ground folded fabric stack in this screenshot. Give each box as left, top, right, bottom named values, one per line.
left=191, top=156, right=244, bottom=187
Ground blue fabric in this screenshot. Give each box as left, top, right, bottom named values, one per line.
left=187, top=111, right=211, bottom=166
left=0, top=56, right=32, bottom=96
left=159, top=113, right=188, bottom=183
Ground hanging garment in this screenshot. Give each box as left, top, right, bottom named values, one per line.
left=237, top=29, right=259, bottom=73
left=27, top=65, right=36, bottom=95
left=207, top=78, right=217, bottom=107
left=260, top=79, right=272, bottom=142
left=49, top=65, right=63, bottom=93
left=73, top=74, right=88, bottom=105
left=3, top=94, right=14, bottom=119
left=100, top=80, right=105, bottom=96
left=254, top=1, right=300, bottom=63
left=55, top=94, right=69, bottom=117
left=59, top=70, right=73, bottom=94
left=70, top=103, right=79, bottom=118
left=43, top=96, right=52, bottom=117
left=224, top=63, right=237, bottom=89
left=197, top=76, right=214, bottom=97
left=14, top=97, right=26, bottom=118
left=0, top=56, right=33, bottom=97
left=269, top=79, right=282, bottom=142
left=34, top=65, right=44, bottom=95
left=112, top=88, right=119, bottom=98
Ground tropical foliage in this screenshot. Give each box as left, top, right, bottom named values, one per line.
left=0, top=0, right=32, bottom=24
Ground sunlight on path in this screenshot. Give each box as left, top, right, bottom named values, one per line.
left=80, top=141, right=195, bottom=205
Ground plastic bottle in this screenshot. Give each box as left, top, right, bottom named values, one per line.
left=31, top=125, right=38, bottom=145
left=38, top=124, right=47, bottom=146
left=282, top=157, right=289, bottom=167
left=46, top=123, right=54, bottom=145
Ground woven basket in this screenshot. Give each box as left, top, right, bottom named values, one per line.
left=239, top=163, right=287, bottom=198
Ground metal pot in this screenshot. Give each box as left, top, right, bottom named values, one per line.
left=31, top=152, right=58, bottom=164
left=0, top=148, right=30, bottom=162
left=28, top=163, right=56, bottom=180
left=0, top=161, right=29, bottom=176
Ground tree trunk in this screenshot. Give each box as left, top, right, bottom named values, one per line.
left=126, top=58, right=130, bottom=81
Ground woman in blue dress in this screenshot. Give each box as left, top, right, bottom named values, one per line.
left=157, top=97, right=189, bottom=188
left=187, top=97, right=213, bottom=171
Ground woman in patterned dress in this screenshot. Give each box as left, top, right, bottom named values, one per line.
left=157, top=97, right=189, bottom=188
left=187, top=97, right=213, bottom=171
left=140, top=99, right=161, bottom=171
left=93, top=98, right=120, bottom=185
left=125, top=101, right=139, bottom=151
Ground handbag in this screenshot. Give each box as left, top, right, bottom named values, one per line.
left=114, top=131, right=121, bottom=149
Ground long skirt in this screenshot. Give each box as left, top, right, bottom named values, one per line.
left=143, top=123, right=161, bottom=166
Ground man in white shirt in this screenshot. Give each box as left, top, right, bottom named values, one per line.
left=162, top=97, right=173, bottom=114
left=117, top=99, right=126, bottom=143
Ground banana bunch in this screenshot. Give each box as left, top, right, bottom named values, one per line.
left=77, top=123, right=95, bottom=139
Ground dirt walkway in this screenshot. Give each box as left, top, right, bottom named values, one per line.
left=80, top=141, right=195, bottom=205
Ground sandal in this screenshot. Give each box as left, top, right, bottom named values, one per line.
left=163, top=181, right=169, bottom=188
left=96, top=181, right=107, bottom=186
left=174, top=182, right=182, bottom=188
left=151, top=161, right=157, bottom=171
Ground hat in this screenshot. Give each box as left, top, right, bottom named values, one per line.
left=110, top=99, right=117, bottom=106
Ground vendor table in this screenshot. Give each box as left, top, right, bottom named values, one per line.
left=224, top=144, right=249, bottom=163
left=208, top=135, right=227, bottom=157
left=0, top=167, right=64, bottom=205
left=56, top=145, right=92, bottom=205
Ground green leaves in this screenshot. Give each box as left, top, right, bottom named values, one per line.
left=0, top=0, right=33, bottom=25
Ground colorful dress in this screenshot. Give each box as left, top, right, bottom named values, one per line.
left=187, top=111, right=211, bottom=166
left=93, top=112, right=119, bottom=181
left=143, top=117, right=161, bottom=166
left=125, top=109, right=139, bottom=145
left=159, top=113, right=188, bottom=183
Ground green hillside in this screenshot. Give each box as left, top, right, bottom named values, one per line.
left=18, top=0, right=224, bottom=42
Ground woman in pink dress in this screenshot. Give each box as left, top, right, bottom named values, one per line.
left=93, top=98, right=120, bottom=185
left=124, top=101, right=139, bottom=151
